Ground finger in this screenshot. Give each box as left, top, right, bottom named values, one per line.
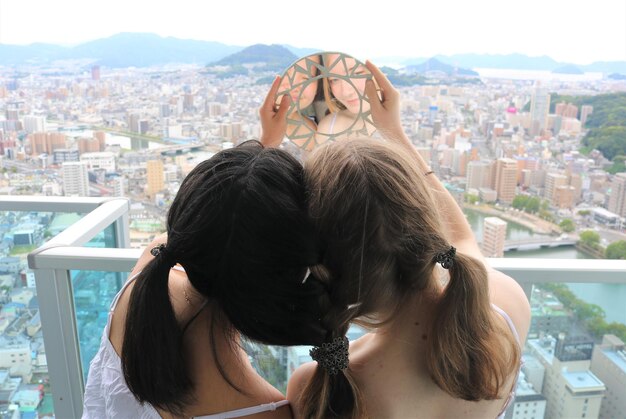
left=261, top=75, right=281, bottom=112
left=365, top=79, right=383, bottom=113
left=275, top=94, right=291, bottom=120
left=365, top=60, right=393, bottom=92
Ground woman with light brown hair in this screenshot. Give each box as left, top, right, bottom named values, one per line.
left=287, top=62, right=531, bottom=419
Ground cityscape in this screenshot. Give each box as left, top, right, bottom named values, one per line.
left=0, top=37, right=625, bottom=418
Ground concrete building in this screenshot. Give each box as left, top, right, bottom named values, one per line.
left=580, top=105, right=593, bottom=126
left=146, top=159, right=164, bottom=198
left=530, top=84, right=550, bottom=136
left=504, top=372, right=547, bottom=419
left=22, top=116, right=45, bottom=134
left=28, top=132, right=66, bottom=156
left=495, top=158, right=517, bottom=204
left=62, top=161, right=90, bottom=197
left=482, top=217, right=507, bottom=257
left=590, top=335, right=626, bottom=419
left=80, top=152, right=116, bottom=172
left=544, top=173, right=568, bottom=204
left=466, top=161, right=493, bottom=190
left=528, top=335, right=605, bottom=419
left=553, top=185, right=575, bottom=209
left=607, top=172, right=626, bottom=217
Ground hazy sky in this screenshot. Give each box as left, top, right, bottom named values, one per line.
left=0, top=0, right=624, bottom=64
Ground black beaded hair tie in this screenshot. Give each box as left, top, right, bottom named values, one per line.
left=150, top=243, right=177, bottom=267
left=309, top=336, right=349, bottom=375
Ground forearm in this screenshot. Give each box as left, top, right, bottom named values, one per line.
left=389, top=131, right=475, bottom=245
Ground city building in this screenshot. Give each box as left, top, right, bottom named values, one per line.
left=590, top=335, right=626, bottom=419
left=530, top=84, right=550, bottom=136
left=62, top=162, right=90, bottom=197
left=80, top=152, right=116, bottom=172
left=482, top=217, right=507, bottom=257
left=544, top=173, right=568, bottom=205
left=466, top=160, right=493, bottom=190
left=607, top=172, right=626, bottom=217
left=528, top=335, right=605, bottom=419
left=495, top=158, right=517, bottom=204
left=146, top=159, right=164, bottom=198
left=580, top=105, right=593, bottom=126
left=504, top=372, right=547, bottom=419
left=28, top=132, right=67, bottom=156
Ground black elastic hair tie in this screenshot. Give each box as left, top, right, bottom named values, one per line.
left=435, top=246, right=456, bottom=269
left=150, top=243, right=177, bottom=268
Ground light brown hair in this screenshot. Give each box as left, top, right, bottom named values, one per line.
left=298, top=139, right=520, bottom=418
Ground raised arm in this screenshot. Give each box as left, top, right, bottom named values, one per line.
left=259, top=76, right=291, bottom=148
left=364, top=61, right=482, bottom=261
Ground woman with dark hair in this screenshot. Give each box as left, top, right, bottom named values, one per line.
left=82, top=77, right=328, bottom=419
left=287, top=62, right=531, bottom=418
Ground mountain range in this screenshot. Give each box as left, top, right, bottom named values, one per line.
left=0, top=33, right=624, bottom=74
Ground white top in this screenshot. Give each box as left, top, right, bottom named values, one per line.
left=82, top=268, right=289, bottom=419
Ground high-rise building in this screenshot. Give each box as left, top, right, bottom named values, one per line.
left=29, top=132, right=67, bottom=156
left=554, top=185, right=575, bottom=209
left=22, top=116, right=45, bottom=134
left=590, top=335, right=626, bottom=419
left=495, top=158, right=517, bottom=204
left=544, top=173, right=568, bottom=204
left=91, top=65, right=101, bottom=81
left=530, top=84, right=550, bottom=136
left=555, top=102, right=578, bottom=118
left=482, top=217, right=507, bottom=257
left=528, top=335, right=605, bottom=419
left=580, top=105, right=593, bottom=126
left=62, top=162, right=90, bottom=197
left=504, top=373, right=547, bottom=419
left=146, top=159, right=164, bottom=198
left=466, top=161, right=493, bottom=190
left=607, top=173, right=626, bottom=217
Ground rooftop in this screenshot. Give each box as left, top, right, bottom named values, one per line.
left=562, top=370, right=605, bottom=392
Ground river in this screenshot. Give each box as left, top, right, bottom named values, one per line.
left=464, top=208, right=626, bottom=324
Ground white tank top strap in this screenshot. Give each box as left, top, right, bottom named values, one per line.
left=193, top=400, right=289, bottom=419
left=328, top=112, right=338, bottom=134
left=109, top=265, right=186, bottom=312
left=491, top=303, right=521, bottom=345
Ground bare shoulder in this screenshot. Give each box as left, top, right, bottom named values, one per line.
left=488, top=269, right=531, bottom=344
left=286, top=361, right=317, bottom=417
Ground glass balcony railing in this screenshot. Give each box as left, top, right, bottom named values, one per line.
left=0, top=196, right=620, bottom=418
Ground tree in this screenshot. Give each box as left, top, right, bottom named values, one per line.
left=605, top=240, right=626, bottom=259
left=559, top=218, right=575, bottom=233
left=578, top=209, right=591, bottom=216
left=465, top=193, right=479, bottom=204
left=579, top=230, right=601, bottom=249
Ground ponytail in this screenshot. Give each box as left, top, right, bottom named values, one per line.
left=298, top=265, right=364, bottom=419
left=121, top=255, right=192, bottom=415
left=427, top=251, right=519, bottom=401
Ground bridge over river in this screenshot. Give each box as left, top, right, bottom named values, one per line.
left=503, top=237, right=577, bottom=251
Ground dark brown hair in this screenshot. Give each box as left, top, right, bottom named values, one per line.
left=298, top=139, right=520, bottom=418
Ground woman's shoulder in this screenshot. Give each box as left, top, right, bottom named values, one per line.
left=286, top=361, right=317, bottom=413
left=488, top=269, right=531, bottom=345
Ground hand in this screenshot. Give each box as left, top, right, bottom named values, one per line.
left=259, top=76, right=291, bottom=148
left=364, top=60, right=404, bottom=142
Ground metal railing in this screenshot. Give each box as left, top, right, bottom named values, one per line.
left=0, top=196, right=622, bottom=418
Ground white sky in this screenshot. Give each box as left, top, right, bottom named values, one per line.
left=0, top=0, right=624, bottom=65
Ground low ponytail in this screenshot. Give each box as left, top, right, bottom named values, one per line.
left=427, top=251, right=519, bottom=401
left=121, top=252, right=192, bottom=415
left=298, top=265, right=364, bottom=419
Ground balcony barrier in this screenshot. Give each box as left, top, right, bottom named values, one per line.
left=0, top=196, right=621, bottom=418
